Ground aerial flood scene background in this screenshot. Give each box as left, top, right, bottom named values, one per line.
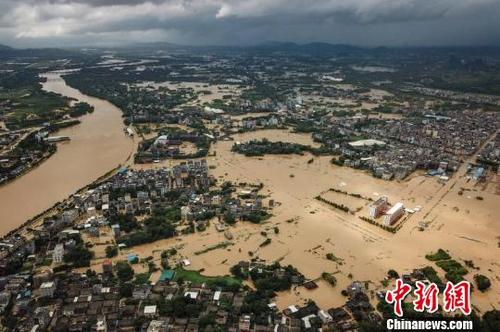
left=0, top=0, right=499, bottom=331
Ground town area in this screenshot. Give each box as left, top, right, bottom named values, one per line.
left=0, top=44, right=499, bottom=331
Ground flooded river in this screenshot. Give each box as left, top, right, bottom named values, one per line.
left=0, top=72, right=135, bottom=236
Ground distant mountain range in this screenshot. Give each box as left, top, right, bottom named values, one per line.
left=0, top=44, right=79, bottom=58
left=0, top=44, right=13, bottom=51
left=112, top=41, right=500, bottom=57
left=247, top=41, right=363, bottom=52
left=1, top=42, right=500, bottom=58
left=118, top=41, right=365, bottom=55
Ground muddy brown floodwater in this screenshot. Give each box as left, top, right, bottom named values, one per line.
left=0, top=72, right=136, bottom=236
left=82, top=128, right=498, bottom=312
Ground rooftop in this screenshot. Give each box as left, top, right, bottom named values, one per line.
left=348, top=139, right=386, bottom=147
left=386, top=202, right=404, bottom=215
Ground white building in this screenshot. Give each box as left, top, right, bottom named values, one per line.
left=212, top=195, right=221, bottom=206
left=180, top=206, right=192, bottom=221
left=147, top=320, right=168, bottom=332
left=239, top=315, right=251, bottom=332
left=204, top=106, right=224, bottom=114
left=61, top=209, right=78, bottom=223
left=144, top=305, right=157, bottom=317
left=348, top=139, right=386, bottom=148
left=111, top=224, right=120, bottom=237
left=52, top=244, right=64, bottom=263
left=95, top=317, right=107, bottom=332
left=184, top=291, right=198, bottom=300
left=383, top=202, right=405, bottom=226
left=40, top=281, right=56, bottom=298
left=213, top=290, right=221, bottom=302
left=154, top=135, right=170, bottom=146
left=302, top=315, right=317, bottom=329
left=369, top=196, right=388, bottom=218
left=318, top=310, right=333, bottom=323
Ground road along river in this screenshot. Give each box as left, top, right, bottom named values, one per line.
left=0, top=72, right=135, bottom=236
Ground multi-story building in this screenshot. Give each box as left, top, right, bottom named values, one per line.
left=39, top=281, right=56, bottom=298
left=52, top=244, right=64, bottom=264
left=369, top=196, right=388, bottom=218
left=383, top=202, right=404, bottom=226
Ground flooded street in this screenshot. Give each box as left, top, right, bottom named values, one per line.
left=0, top=72, right=136, bottom=235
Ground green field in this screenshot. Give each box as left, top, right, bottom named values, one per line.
left=1, top=87, right=70, bottom=128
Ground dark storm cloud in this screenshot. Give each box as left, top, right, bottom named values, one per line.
left=0, top=0, right=499, bottom=48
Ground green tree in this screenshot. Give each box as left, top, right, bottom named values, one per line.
left=116, top=261, right=134, bottom=282
left=63, top=245, right=93, bottom=267
left=481, top=310, right=500, bottom=332
left=119, top=282, right=134, bottom=298
left=223, top=212, right=236, bottom=224
left=105, top=245, right=118, bottom=258
left=474, top=274, right=491, bottom=292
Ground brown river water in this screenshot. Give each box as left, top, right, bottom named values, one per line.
left=0, top=72, right=136, bottom=236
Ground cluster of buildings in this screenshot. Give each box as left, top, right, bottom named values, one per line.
left=0, top=131, right=23, bottom=151
left=86, top=161, right=212, bottom=218
left=0, top=160, right=283, bottom=330
left=477, top=132, right=500, bottom=171
left=0, top=130, right=55, bottom=185
left=240, top=116, right=281, bottom=131
left=327, top=109, right=498, bottom=180
left=135, top=132, right=209, bottom=162
left=409, top=86, right=500, bottom=105
left=123, top=81, right=282, bottom=126
left=55, top=46, right=500, bottom=185
left=121, top=84, right=196, bottom=123
left=368, top=196, right=405, bottom=226
left=378, top=111, right=497, bottom=157
left=383, top=203, right=405, bottom=226
left=0, top=261, right=378, bottom=332
left=0, top=161, right=212, bottom=273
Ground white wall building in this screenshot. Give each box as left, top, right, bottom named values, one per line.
left=52, top=244, right=64, bottom=263
left=144, top=305, right=157, bottom=317
left=369, top=196, right=388, bottom=218
left=40, top=281, right=56, bottom=298
left=383, top=202, right=405, bottom=226
left=180, top=206, right=192, bottom=221
left=318, top=310, right=333, bottom=323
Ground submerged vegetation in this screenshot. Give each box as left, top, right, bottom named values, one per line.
left=232, top=138, right=333, bottom=157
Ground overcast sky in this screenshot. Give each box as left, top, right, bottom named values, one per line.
left=1, top=0, right=500, bottom=48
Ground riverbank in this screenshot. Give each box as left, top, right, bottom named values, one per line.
left=0, top=72, right=136, bottom=236
left=0, top=120, right=81, bottom=188
left=3, top=163, right=124, bottom=240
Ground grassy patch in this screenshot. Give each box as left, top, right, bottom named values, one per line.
left=474, top=274, right=491, bottom=292
left=3, top=87, right=71, bottom=129
left=259, top=238, right=272, bottom=247
left=425, top=249, right=451, bottom=261
left=436, top=260, right=468, bottom=275
left=326, top=253, right=344, bottom=264
left=322, top=272, right=337, bottom=286
left=421, top=266, right=443, bottom=286
left=194, top=241, right=233, bottom=255
left=134, top=272, right=151, bottom=285
left=435, top=260, right=468, bottom=282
